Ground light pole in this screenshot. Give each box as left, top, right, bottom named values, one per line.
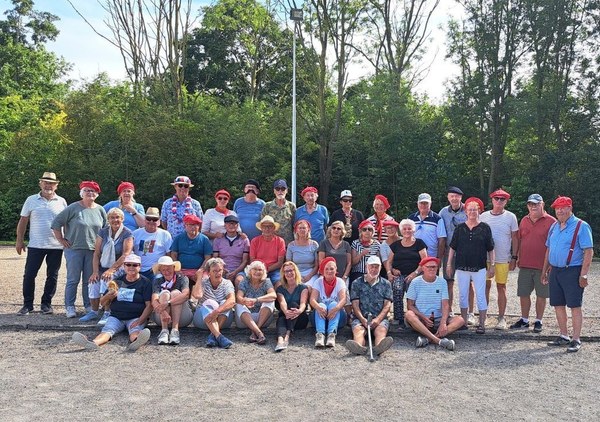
left=290, top=7, right=303, bottom=205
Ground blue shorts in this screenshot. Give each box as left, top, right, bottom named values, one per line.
left=101, top=316, right=146, bottom=338
left=549, top=266, right=584, bottom=308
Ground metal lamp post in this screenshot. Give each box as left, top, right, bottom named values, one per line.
left=290, top=7, right=303, bottom=204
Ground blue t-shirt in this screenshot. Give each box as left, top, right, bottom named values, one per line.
left=171, top=232, right=213, bottom=270
left=294, top=204, right=329, bottom=243
left=546, top=215, right=593, bottom=267
left=233, top=197, right=265, bottom=240
left=109, top=275, right=152, bottom=321
left=103, top=200, right=145, bottom=232
left=406, top=275, right=449, bottom=318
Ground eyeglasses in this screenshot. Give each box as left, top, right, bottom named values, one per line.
left=492, top=197, right=506, bottom=202
left=284, top=269, right=295, bottom=274
left=125, top=263, right=140, bottom=267
left=146, top=217, right=159, bottom=222
left=341, top=198, right=352, bottom=202
left=361, top=227, right=374, bottom=232
left=331, top=226, right=342, bottom=231
left=216, top=197, right=229, bottom=201
left=274, top=187, right=287, bottom=191
left=262, top=225, right=275, bottom=229
left=177, top=184, right=190, bottom=188
left=527, top=203, right=540, bottom=207
left=82, top=189, right=97, bottom=193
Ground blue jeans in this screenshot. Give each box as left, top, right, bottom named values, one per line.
left=63, top=248, right=94, bottom=308
left=22, top=247, right=63, bottom=308
left=312, top=301, right=346, bottom=334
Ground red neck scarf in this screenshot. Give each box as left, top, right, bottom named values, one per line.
left=374, top=213, right=388, bottom=242
left=323, top=276, right=337, bottom=297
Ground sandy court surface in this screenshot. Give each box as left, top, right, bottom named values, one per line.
left=1, top=246, right=599, bottom=420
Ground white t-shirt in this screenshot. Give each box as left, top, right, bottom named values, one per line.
left=479, top=210, right=518, bottom=263
left=132, top=228, right=173, bottom=272
left=20, top=193, right=67, bottom=249
left=312, top=277, right=347, bottom=305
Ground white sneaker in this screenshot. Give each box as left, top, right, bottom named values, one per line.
left=65, top=306, right=77, bottom=318
left=467, top=313, right=476, bottom=326
left=157, top=329, right=169, bottom=345
left=326, top=333, right=336, bottom=347
left=315, top=332, right=326, bottom=348
left=415, top=336, right=429, bottom=348
left=97, top=311, right=111, bottom=326
left=495, top=317, right=507, bottom=330
left=169, top=329, right=180, bottom=345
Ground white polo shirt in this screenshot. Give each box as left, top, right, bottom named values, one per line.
left=20, top=193, right=67, bottom=249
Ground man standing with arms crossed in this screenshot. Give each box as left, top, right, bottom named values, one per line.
left=480, top=189, right=519, bottom=330
left=542, top=196, right=593, bottom=352
left=510, top=194, right=555, bottom=333
left=15, top=172, right=67, bottom=315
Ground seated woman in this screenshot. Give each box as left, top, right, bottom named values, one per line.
left=286, top=219, right=319, bottom=288
left=275, top=261, right=309, bottom=352
left=191, top=257, right=236, bottom=349
left=235, top=260, right=276, bottom=345
left=318, top=220, right=352, bottom=282
left=82, top=207, right=133, bottom=324
left=71, top=254, right=152, bottom=351
left=151, top=256, right=192, bottom=345
left=309, top=257, right=347, bottom=348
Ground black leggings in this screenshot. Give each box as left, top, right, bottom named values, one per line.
left=276, top=302, right=309, bottom=337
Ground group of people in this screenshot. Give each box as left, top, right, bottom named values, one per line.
left=16, top=172, right=593, bottom=353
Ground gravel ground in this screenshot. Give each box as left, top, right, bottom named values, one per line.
left=1, top=246, right=599, bottom=421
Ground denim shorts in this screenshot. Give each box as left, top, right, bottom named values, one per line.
left=549, top=266, right=584, bottom=308
left=101, top=316, right=146, bottom=338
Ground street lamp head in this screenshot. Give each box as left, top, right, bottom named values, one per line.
left=290, top=8, right=303, bottom=21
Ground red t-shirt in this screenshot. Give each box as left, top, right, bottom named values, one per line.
left=518, top=213, right=556, bottom=270
left=250, top=235, right=286, bottom=269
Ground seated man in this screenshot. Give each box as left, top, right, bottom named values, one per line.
left=170, top=214, right=212, bottom=285
left=405, top=257, right=465, bottom=350
left=345, top=256, right=394, bottom=356
left=71, top=254, right=152, bottom=352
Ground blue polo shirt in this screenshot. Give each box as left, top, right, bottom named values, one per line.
left=546, top=215, right=593, bottom=267
left=171, top=232, right=213, bottom=270
left=233, top=197, right=265, bottom=240
left=295, top=204, right=329, bottom=243
left=439, top=204, right=467, bottom=247
left=408, top=210, right=447, bottom=258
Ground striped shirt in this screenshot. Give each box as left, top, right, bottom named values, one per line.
left=406, top=275, right=449, bottom=319
left=350, top=239, right=382, bottom=274
left=20, top=193, right=67, bottom=249
left=199, top=278, right=235, bottom=305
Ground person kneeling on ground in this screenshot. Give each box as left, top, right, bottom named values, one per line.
left=191, top=257, right=235, bottom=349
left=345, top=256, right=394, bottom=356
left=151, top=256, right=193, bottom=346
left=72, top=254, right=152, bottom=351
left=405, top=257, right=465, bottom=351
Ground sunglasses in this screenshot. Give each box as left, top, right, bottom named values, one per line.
left=361, top=227, right=374, bottom=232
left=125, top=263, right=140, bottom=267
left=492, top=197, right=507, bottom=202
left=341, top=198, right=352, bottom=202
left=274, top=187, right=287, bottom=191
left=146, top=217, right=159, bottom=222
left=331, top=226, right=342, bottom=231
left=216, top=196, right=229, bottom=201
left=177, top=184, right=190, bottom=188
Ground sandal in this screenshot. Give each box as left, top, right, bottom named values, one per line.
left=476, top=325, right=485, bottom=334
left=248, top=334, right=258, bottom=343
left=256, top=334, right=267, bottom=345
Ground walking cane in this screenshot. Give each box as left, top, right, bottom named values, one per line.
left=367, top=313, right=375, bottom=362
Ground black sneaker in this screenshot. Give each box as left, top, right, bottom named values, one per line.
left=533, top=321, right=543, bottom=333
left=567, top=340, right=582, bottom=353
left=17, top=306, right=32, bottom=316
left=509, top=318, right=530, bottom=329
left=548, top=336, right=571, bottom=346
left=40, top=304, right=54, bottom=315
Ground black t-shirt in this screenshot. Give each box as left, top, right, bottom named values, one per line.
left=449, top=222, right=494, bottom=271
left=109, top=274, right=152, bottom=320
left=389, top=238, right=427, bottom=275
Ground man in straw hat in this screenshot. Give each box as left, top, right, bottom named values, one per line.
left=16, top=172, right=67, bottom=315
left=246, top=215, right=286, bottom=286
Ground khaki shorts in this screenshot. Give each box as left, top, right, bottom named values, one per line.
left=517, top=268, right=549, bottom=298
left=487, top=262, right=509, bottom=284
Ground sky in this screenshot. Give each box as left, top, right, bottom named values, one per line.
left=4, top=0, right=463, bottom=103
